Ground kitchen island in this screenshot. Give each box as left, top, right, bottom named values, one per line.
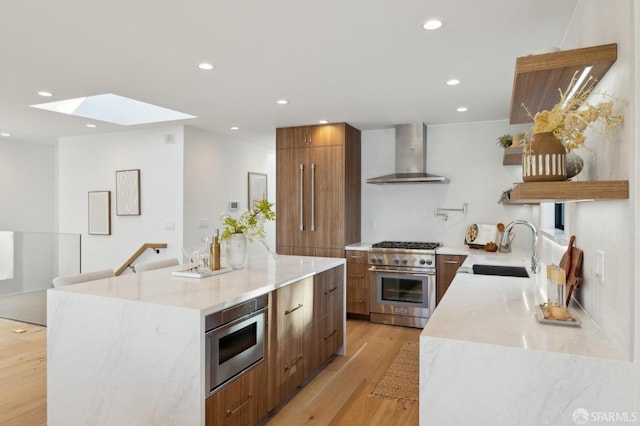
left=420, top=250, right=634, bottom=426
left=47, top=254, right=346, bottom=426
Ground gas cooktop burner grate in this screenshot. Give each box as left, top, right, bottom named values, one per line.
left=371, top=241, right=441, bottom=250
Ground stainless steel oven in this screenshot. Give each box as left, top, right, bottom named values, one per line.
left=205, top=294, right=267, bottom=396
left=369, top=241, right=439, bottom=328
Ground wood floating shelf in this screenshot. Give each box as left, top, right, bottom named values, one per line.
left=508, top=180, right=629, bottom=204
left=502, top=146, right=523, bottom=165
left=509, top=43, right=617, bottom=124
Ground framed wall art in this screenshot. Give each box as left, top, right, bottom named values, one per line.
left=88, top=191, right=111, bottom=235
left=248, top=172, right=267, bottom=208
left=116, top=169, right=141, bottom=216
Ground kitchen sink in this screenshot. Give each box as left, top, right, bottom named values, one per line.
left=472, top=264, right=529, bottom=278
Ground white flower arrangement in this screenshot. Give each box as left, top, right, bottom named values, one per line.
left=218, top=199, right=276, bottom=255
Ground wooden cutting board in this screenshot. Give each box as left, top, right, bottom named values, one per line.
left=559, top=236, right=584, bottom=306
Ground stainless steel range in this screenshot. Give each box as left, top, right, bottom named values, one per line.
left=368, top=241, right=440, bottom=328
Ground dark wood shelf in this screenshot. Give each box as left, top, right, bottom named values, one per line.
left=509, top=43, right=617, bottom=124
left=502, top=146, right=523, bottom=165
left=508, top=180, right=629, bottom=204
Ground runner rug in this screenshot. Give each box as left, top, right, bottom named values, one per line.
left=369, top=341, right=419, bottom=404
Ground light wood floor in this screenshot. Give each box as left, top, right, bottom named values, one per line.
left=265, top=319, right=420, bottom=425
left=0, top=318, right=419, bottom=426
left=0, top=319, right=47, bottom=426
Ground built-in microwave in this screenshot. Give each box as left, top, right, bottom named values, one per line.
left=205, top=294, right=267, bottom=396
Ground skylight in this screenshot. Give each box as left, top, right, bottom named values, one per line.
left=30, top=93, right=196, bottom=126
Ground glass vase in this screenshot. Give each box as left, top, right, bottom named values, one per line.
left=226, top=233, right=247, bottom=269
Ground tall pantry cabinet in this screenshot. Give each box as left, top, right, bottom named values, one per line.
left=276, top=123, right=361, bottom=258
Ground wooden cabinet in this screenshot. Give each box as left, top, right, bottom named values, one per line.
left=267, top=276, right=314, bottom=411
left=205, top=362, right=267, bottom=426
left=207, top=266, right=345, bottom=424
left=310, top=265, right=344, bottom=371
left=276, top=123, right=361, bottom=258
left=346, top=250, right=369, bottom=315
left=436, top=255, right=467, bottom=305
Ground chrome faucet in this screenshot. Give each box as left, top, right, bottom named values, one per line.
left=502, top=220, right=539, bottom=273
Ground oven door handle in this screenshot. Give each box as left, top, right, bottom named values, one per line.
left=369, top=267, right=435, bottom=276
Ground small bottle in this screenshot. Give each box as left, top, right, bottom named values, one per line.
left=210, top=229, right=221, bottom=271
left=547, top=266, right=568, bottom=320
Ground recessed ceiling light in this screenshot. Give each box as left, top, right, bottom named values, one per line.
left=230, top=126, right=240, bottom=130
left=38, top=91, right=53, bottom=97
left=319, top=120, right=329, bottom=124
left=1, top=132, right=10, bottom=137
left=457, top=107, right=468, bottom=112
left=446, top=79, right=460, bottom=86
left=198, top=63, right=214, bottom=70
left=276, top=99, right=289, bottom=105
left=86, top=123, right=97, bottom=128
left=423, top=19, right=443, bottom=31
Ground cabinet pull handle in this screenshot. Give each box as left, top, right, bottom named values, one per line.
left=299, top=164, right=304, bottom=231
left=285, top=303, right=303, bottom=315
left=324, top=286, right=338, bottom=295
left=310, top=163, right=315, bottom=231
left=226, top=393, right=253, bottom=416
left=444, top=260, right=460, bottom=264
left=284, top=355, right=303, bottom=371
left=324, top=329, right=338, bottom=340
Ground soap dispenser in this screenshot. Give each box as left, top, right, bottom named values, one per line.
left=210, top=230, right=221, bottom=271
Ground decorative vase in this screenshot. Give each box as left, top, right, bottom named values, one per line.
left=522, top=132, right=567, bottom=182
left=226, top=233, right=247, bottom=269
left=566, top=150, right=584, bottom=179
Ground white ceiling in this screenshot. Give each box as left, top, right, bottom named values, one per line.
left=0, top=0, right=578, bottom=146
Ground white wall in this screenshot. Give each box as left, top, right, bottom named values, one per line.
left=58, top=126, right=185, bottom=273
left=361, top=121, right=535, bottom=248
left=0, top=139, right=59, bottom=293
left=558, top=0, right=635, bottom=358
left=57, top=125, right=276, bottom=273
left=0, top=139, right=56, bottom=232
left=183, top=126, right=276, bottom=258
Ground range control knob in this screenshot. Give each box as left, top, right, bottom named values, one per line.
left=419, top=258, right=427, bottom=265
left=425, top=258, right=433, bottom=266
left=402, top=258, right=408, bottom=265
left=376, top=256, right=384, bottom=264
left=394, top=257, right=401, bottom=265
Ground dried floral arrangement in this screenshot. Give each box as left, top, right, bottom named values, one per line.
left=522, top=70, right=624, bottom=151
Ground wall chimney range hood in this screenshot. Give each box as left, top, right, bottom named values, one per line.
left=366, top=122, right=449, bottom=184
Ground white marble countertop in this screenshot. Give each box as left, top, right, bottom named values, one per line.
left=435, top=245, right=471, bottom=256
left=345, top=242, right=372, bottom=251
left=50, top=254, right=345, bottom=316
left=422, top=249, right=627, bottom=361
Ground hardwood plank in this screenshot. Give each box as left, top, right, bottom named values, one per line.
left=265, top=320, right=420, bottom=426
left=0, top=319, right=47, bottom=426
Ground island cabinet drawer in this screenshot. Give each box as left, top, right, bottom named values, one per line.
left=268, top=276, right=314, bottom=411
left=205, top=361, right=267, bottom=426
left=310, top=309, right=344, bottom=370
left=313, top=265, right=344, bottom=321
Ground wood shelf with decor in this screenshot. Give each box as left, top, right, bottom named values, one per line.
left=508, top=180, right=629, bottom=204
left=509, top=43, right=617, bottom=124
left=502, top=146, right=524, bottom=165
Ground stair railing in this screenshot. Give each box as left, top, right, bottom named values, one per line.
left=115, top=243, right=168, bottom=276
